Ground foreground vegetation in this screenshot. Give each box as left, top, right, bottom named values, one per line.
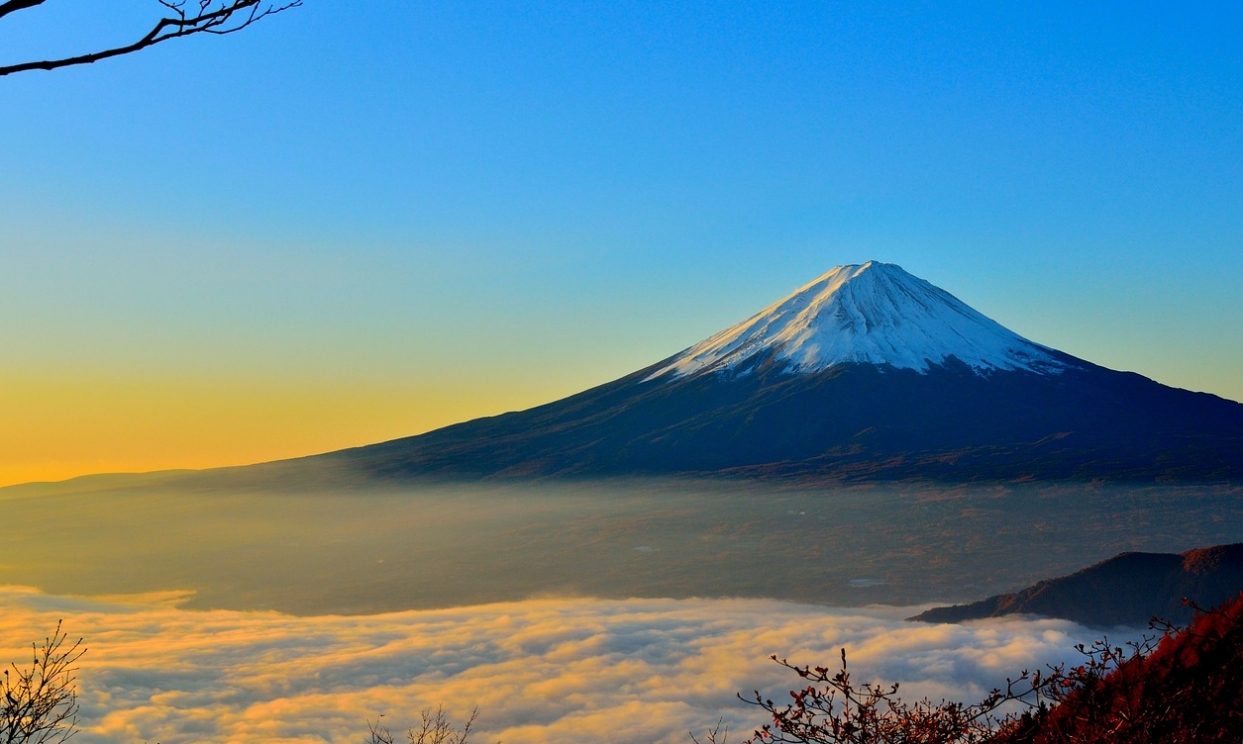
left=0, top=621, right=83, bottom=744
left=3, top=595, right=1241, bottom=744
left=745, top=593, right=1243, bottom=743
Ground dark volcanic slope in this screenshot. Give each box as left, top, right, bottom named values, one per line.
left=322, top=353, right=1243, bottom=483
left=297, top=263, right=1243, bottom=485
left=912, top=543, right=1243, bottom=626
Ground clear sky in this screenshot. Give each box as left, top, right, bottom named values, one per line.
left=1, top=1, right=1241, bottom=486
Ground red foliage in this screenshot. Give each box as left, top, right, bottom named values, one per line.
left=743, top=648, right=1049, bottom=744
left=748, top=594, right=1243, bottom=744
left=995, top=593, right=1243, bottom=744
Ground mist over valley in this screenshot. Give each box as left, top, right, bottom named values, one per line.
left=2, top=475, right=1240, bottom=616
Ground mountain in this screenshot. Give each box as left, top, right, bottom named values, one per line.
left=320, top=261, right=1243, bottom=483
left=911, top=543, right=1243, bottom=626
left=648, top=261, right=1065, bottom=379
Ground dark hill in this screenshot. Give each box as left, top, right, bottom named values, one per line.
left=912, top=543, right=1243, bottom=626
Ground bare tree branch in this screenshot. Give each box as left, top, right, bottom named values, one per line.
left=366, top=705, right=492, bottom=744
left=0, top=0, right=301, bottom=77
left=0, top=621, right=85, bottom=744
left=0, top=0, right=47, bottom=23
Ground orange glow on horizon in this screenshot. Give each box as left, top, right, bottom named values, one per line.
left=0, top=373, right=561, bottom=488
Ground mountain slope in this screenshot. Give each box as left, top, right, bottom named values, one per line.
left=649, top=261, right=1065, bottom=378
left=912, top=544, right=1243, bottom=626
left=320, top=261, right=1243, bottom=483
left=989, top=592, right=1243, bottom=744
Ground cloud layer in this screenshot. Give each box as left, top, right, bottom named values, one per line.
left=0, top=587, right=1115, bottom=744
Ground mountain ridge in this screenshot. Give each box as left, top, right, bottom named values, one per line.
left=8, top=262, right=1240, bottom=489
left=911, top=543, right=1243, bottom=627
left=310, top=261, right=1243, bottom=484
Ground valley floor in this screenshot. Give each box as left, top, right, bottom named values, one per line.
left=0, top=478, right=1239, bottom=614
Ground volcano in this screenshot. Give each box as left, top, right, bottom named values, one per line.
left=323, top=261, right=1243, bottom=483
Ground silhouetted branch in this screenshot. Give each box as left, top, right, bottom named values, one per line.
left=0, top=0, right=301, bottom=77
left=0, top=0, right=47, bottom=23
left=366, top=705, right=491, bottom=744
left=691, top=718, right=731, bottom=744
left=0, top=620, right=85, bottom=744
left=742, top=647, right=1055, bottom=744
left=742, top=597, right=1243, bottom=744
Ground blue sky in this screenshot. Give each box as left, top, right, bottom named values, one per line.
left=1, top=1, right=1241, bottom=482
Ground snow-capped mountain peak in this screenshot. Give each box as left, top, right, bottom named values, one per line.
left=648, top=261, right=1066, bottom=380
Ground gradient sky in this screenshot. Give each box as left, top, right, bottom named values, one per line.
left=2, top=1, right=1241, bottom=486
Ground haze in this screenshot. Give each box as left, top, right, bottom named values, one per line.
left=3, top=477, right=1240, bottom=615
left=4, top=474, right=1241, bottom=742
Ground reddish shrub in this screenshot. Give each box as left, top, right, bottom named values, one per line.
left=747, top=593, right=1243, bottom=744
left=996, top=593, right=1243, bottom=744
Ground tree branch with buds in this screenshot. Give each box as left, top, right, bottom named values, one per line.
left=0, top=0, right=301, bottom=77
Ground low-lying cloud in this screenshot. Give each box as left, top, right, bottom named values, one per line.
left=0, top=587, right=1118, bottom=744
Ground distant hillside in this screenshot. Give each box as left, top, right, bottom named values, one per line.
left=912, top=543, right=1243, bottom=626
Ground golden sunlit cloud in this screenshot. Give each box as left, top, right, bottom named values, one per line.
left=0, top=587, right=1116, bottom=744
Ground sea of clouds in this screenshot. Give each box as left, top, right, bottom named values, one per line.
left=0, top=586, right=1120, bottom=744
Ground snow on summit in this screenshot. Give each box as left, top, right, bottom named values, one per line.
left=649, top=261, right=1067, bottom=379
